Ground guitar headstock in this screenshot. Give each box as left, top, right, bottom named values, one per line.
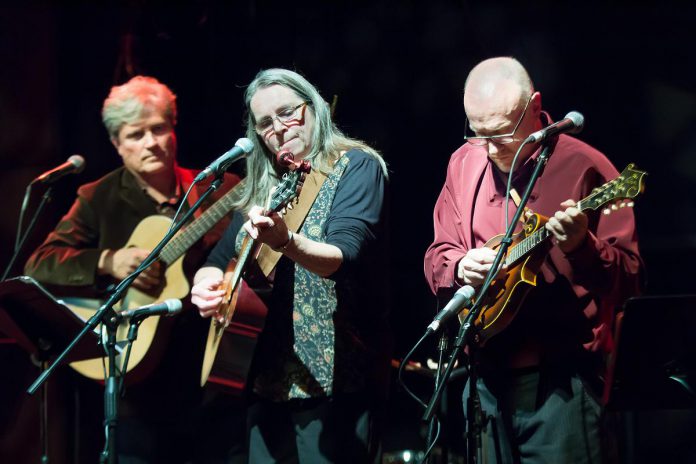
left=579, top=163, right=647, bottom=214
left=268, top=153, right=312, bottom=213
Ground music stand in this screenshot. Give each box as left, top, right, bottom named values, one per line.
left=605, top=295, right=696, bottom=410
left=0, top=275, right=105, bottom=463
left=603, top=295, right=696, bottom=464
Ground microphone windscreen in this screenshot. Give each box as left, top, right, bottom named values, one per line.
left=565, top=111, right=585, bottom=133
left=164, top=298, right=183, bottom=314
left=235, top=137, right=254, bottom=153
left=68, top=154, right=86, bottom=173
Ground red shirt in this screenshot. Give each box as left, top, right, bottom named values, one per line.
left=424, top=135, right=644, bottom=366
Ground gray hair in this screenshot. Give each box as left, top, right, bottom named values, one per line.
left=101, top=76, right=177, bottom=139
left=235, top=68, right=387, bottom=212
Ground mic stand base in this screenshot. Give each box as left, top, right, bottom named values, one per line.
left=425, top=332, right=450, bottom=463
left=34, top=351, right=50, bottom=464
left=465, top=344, right=490, bottom=464
left=100, top=317, right=119, bottom=464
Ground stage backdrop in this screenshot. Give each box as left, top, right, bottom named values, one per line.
left=1, top=2, right=695, bottom=463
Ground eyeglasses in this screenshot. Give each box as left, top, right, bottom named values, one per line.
left=254, top=102, right=308, bottom=137
left=464, top=95, right=532, bottom=146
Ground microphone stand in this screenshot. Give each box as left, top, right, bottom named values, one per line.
left=423, top=331, right=449, bottom=463
left=27, top=177, right=225, bottom=464
left=118, top=313, right=152, bottom=397
left=2, top=185, right=53, bottom=281
left=422, top=139, right=556, bottom=463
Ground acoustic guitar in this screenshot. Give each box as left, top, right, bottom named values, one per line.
left=200, top=160, right=311, bottom=393
left=459, top=163, right=647, bottom=343
left=67, top=182, right=243, bottom=382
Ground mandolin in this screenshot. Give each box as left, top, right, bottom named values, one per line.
left=459, top=163, right=647, bottom=343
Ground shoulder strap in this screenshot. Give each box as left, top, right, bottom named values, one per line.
left=256, top=169, right=327, bottom=277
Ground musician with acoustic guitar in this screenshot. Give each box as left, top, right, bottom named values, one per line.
left=191, top=68, right=390, bottom=464
left=424, top=57, right=644, bottom=464
left=24, top=76, right=245, bottom=463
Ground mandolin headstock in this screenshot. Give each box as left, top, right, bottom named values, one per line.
left=579, top=163, right=647, bottom=213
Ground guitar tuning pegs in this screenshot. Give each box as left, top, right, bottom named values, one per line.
left=603, top=208, right=611, bottom=215
left=627, top=201, right=634, bottom=208
left=611, top=204, right=619, bottom=211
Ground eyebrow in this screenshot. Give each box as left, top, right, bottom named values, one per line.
left=258, top=104, right=295, bottom=118
left=123, top=127, right=144, bottom=135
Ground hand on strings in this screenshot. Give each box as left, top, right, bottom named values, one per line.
left=456, top=247, right=507, bottom=287
left=99, top=248, right=164, bottom=291
left=243, top=205, right=291, bottom=250
left=545, top=199, right=589, bottom=254
left=190, top=275, right=225, bottom=321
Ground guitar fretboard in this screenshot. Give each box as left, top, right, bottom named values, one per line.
left=502, top=191, right=606, bottom=268
left=505, top=227, right=550, bottom=267
left=159, top=182, right=244, bottom=265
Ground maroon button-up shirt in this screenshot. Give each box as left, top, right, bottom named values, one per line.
left=424, top=134, right=644, bottom=367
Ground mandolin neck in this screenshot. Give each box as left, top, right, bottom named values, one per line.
left=504, top=200, right=595, bottom=268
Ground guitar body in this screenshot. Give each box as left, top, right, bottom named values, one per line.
left=459, top=212, right=550, bottom=343
left=68, top=215, right=188, bottom=382
left=201, top=255, right=268, bottom=395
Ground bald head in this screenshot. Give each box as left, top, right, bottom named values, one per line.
left=463, top=57, right=542, bottom=172
left=464, top=57, right=534, bottom=105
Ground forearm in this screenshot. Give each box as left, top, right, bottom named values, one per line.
left=425, top=243, right=467, bottom=290
left=423, top=161, right=470, bottom=293
left=278, top=232, right=343, bottom=278
left=24, top=195, right=103, bottom=286
left=24, top=245, right=102, bottom=286
left=193, top=265, right=224, bottom=285
left=565, top=231, right=643, bottom=298
left=97, top=249, right=114, bottom=276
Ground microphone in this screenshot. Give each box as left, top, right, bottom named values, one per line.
left=119, top=299, right=183, bottom=320
left=524, top=111, right=584, bottom=143
left=426, top=285, right=476, bottom=334
left=32, top=155, right=85, bottom=184
left=194, top=138, right=254, bottom=182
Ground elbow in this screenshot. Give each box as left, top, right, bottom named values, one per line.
left=317, top=246, right=345, bottom=279
left=317, top=267, right=339, bottom=279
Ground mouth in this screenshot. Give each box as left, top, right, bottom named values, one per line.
left=280, top=137, right=297, bottom=149
left=142, top=151, right=165, bottom=161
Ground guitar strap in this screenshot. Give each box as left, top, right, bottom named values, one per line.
left=256, top=169, right=328, bottom=277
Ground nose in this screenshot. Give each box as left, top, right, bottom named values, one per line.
left=142, top=130, right=157, bottom=147
left=271, top=117, right=287, bottom=134
left=485, top=140, right=500, bottom=155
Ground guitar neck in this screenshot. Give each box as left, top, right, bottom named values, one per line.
left=502, top=163, right=645, bottom=271
left=159, top=184, right=242, bottom=266
left=504, top=227, right=550, bottom=267
left=504, top=201, right=595, bottom=268
left=226, top=235, right=256, bottom=291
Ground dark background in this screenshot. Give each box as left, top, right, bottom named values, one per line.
left=1, top=1, right=695, bottom=462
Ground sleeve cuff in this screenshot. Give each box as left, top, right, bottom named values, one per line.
left=564, top=232, right=601, bottom=269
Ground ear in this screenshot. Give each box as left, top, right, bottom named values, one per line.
left=111, top=137, right=120, bottom=151
left=530, top=91, right=542, bottom=116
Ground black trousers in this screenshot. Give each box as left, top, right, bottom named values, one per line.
left=464, top=366, right=603, bottom=464
left=247, top=392, right=383, bottom=464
